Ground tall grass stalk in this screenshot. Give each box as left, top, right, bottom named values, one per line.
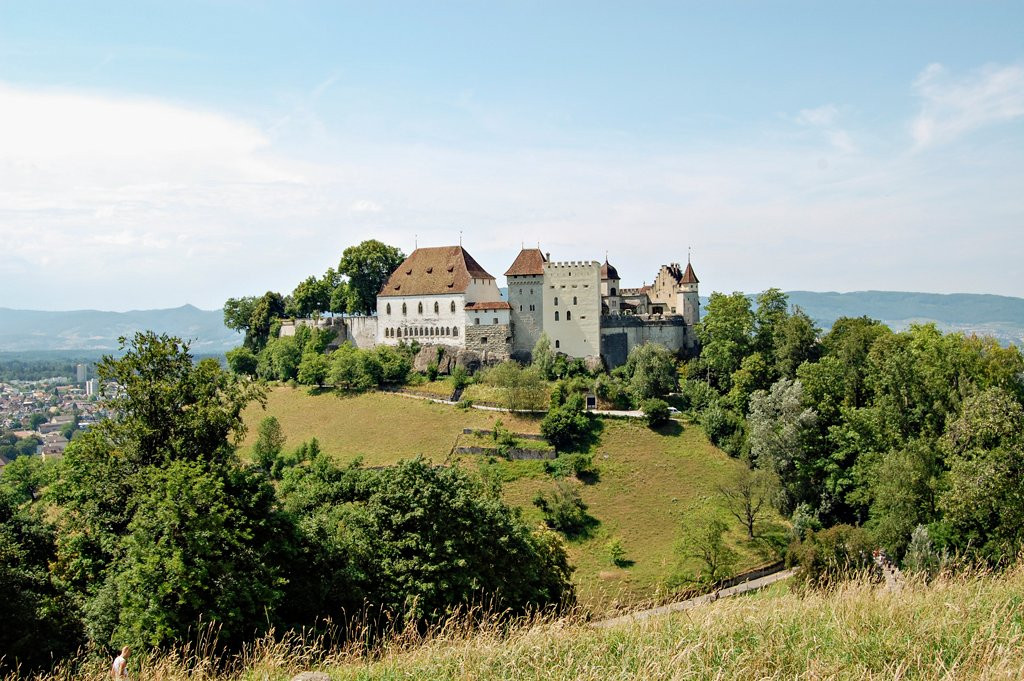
left=10, top=565, right=1024, bottom=680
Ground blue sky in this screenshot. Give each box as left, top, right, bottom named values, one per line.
left=1, top=1, right=1022, bottom=310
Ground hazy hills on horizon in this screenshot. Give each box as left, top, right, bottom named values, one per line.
left=0, top=290, right=1022, bottom=354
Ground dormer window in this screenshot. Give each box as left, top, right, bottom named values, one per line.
left=426, top=267, right=433, bottom=273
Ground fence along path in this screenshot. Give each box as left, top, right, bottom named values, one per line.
left=593, top=565, right=796, bottom=629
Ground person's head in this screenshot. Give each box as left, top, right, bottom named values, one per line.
left=120, top=646, right=131, bottom=658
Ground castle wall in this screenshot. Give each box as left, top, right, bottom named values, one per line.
left=344, top=315, right=379, bottom=349
left=279, top=316, right=378, bottom=349
left=464, top=277, right=504, bottom=303
left=599, top=315, right=696, bottom=368
left=542, top=261, right=602, bottom=360
left=464, top=323, right=512, bottom=362
left=507, top=274, right=544, bottom=358
left=376, top=294, right=466, bottom=347
left=650, top=265, right=681, bottom=313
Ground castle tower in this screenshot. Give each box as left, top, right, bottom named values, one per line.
left=600, top=258, right=622, bottom=315
left=676, top=260, right=700, bottom=326
left=542, top=260, right=601, bottom=359
left=504, top=248, right=547, bottom=359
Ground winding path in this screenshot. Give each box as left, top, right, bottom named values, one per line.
left=593, top=568, right=797, bottom=629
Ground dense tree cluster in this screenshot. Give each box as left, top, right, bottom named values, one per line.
left=684, top=289, right=1024, bottom=567
left=224, top=240, right=405, bottom=352
left=0, top=333, right=573, bottom=675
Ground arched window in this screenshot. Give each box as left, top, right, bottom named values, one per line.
left=450, top=300, right=456, bottom=313
left=555, top=339, right=560, bottom=348
left=566, top=311, right=572, bottom=321
left=402, top=303, right=407, bottom=315
left=434, top=301, right=439, bottom=314
left=453, top=327, right=459, bottom=337
left=386, top=303, right=392, bottom=315
left=418, top=302, right=423, bottom=314
left=554, top=311, right=560, bottom=321
left=573, top=296, right=577, bottom=305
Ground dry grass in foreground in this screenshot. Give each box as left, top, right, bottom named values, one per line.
left=16, top=565, right=1024, bottom=680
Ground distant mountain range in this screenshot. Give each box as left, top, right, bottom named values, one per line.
left=779, top=291, right=1024, bottom=347
left=0, top=290, right=1021, bottom=354
left=0, top=305, right=241, bottom=354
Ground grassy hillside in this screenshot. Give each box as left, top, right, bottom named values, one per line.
left=36, top=567, right=1024, bottom=680
left=240, top=387, right=777, bottom=612
left=325, top=567, right=1024, bottom=681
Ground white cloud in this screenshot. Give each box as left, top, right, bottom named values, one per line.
left=911, top=62, right=1024, bottom=148
left=350, top=199, right=382, bottom=212
left=796, top=104, right=839, bottom=128
left=1, top=76, right=1023, bottom=311
left=794, top=104, right=857, bottom=154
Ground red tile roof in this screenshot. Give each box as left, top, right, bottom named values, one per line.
left=680, top=262, right=699, bottom=284
left=504, top=248, right=547, bottom=276
left=465, top=301, right=512, bottom=310
left=379, top=246, right=495, bottom=297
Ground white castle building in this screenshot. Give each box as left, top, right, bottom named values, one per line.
left=282, top=243, right=701, bottom=368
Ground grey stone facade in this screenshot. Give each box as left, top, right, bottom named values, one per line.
left=507, top=274, right=544, bottom=360
left=464, top=323, right=513, bottom=362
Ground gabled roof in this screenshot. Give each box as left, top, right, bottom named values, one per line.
left=465, top=301, right=512, bottom=310
left=680, top=262, right=699, bottom=284
left=504, top=248, right=547, bottom=276
left=378, top=246, right=495, bottom=297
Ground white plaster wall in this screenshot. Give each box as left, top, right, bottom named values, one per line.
left=542, top=261, right=601, bottom=359
left=467, top=307, right=510, bottom=327
left=376, top=294, right=467, bottom=347
left=464, top=278, right=504, bottom=303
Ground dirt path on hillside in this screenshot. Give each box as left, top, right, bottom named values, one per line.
left=592, top=568, right=797, bottom=629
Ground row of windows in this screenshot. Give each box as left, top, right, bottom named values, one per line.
left=384, top=326, right=459, bottom=339
left=385, top=300, right=457, bottom=316
left=518, top=304, right=537, bottom=312
left=553, top=296, right=579, bottom=306
left=553, top=311, right=573, bottom=321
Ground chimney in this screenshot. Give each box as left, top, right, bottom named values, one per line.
left=545, top=252, right=551, bottom=261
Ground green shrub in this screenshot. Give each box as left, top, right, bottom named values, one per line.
left=545, top=452, right=596, bottom=479
left=789, top=524, right=876, bottom=589
left=541, top=393, right=592, bottom=452
left=533, top=480, right=594, bottom=536
left=642, top=398, right=671, bottom=428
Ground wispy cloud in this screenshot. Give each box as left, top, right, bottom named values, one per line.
left=794, top=104, right=857, bottom=154
left=911, top=62, right=1024, bottom=148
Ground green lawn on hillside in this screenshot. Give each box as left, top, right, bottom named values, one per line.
left=240, top=387, right=782, bottom=613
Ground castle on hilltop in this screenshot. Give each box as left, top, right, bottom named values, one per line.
left=282, top=244, right=701, bottom=368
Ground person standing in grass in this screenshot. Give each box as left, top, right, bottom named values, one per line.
left=110, top=646, right=130, bottom=678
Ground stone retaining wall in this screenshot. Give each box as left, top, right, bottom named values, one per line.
left=454, top=445, right=556, bottom=460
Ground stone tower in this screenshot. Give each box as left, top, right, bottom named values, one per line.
left=504, top=248, right=547, bottom=359
left=676, top=260, right=700, bottom=326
